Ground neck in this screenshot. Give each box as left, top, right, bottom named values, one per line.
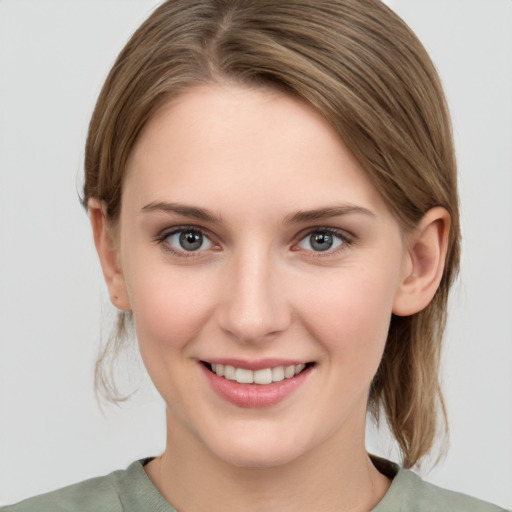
left=145, top=410, right=391, bottom=512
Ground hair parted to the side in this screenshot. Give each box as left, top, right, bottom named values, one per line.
left=83, top=0, right=460, bottom=468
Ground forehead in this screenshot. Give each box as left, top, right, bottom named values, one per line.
left=122, top=84, right=389, bottom=219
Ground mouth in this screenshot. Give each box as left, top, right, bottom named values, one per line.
left=201, top=361, right=315, bottom=385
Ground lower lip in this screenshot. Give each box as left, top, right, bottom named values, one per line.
left=201, top=364, right=312, bottom=408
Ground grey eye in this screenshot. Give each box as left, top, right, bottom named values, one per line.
left=166, top=229, right=213, bottom=252
left=180, top=231, right=203, bottom=251
left=298, top=230, right=344, bottom=252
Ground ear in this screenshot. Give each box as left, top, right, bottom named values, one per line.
left=88, top=198, right=131, bottom=312
left=393, top=207, right=450, bottom=316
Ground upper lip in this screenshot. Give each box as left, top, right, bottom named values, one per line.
left=201, top=358, right=312, bottom=371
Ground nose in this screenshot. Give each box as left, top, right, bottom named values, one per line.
left=216, top=249, right=291, bottom=344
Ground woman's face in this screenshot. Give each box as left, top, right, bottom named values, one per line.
left=116, top=85, right=411, bottom=467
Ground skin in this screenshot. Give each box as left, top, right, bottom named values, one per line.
left=90, top=84, right=449, bottom=511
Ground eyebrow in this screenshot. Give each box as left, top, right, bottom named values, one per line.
left=284, top=205, right=375, bottom=224
left=141, top=201, right=374, bottom=224
left=140, top=201, right=222, bottom=222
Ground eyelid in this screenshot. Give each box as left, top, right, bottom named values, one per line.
left=293, top=227, right=354, bottom=255
left=153, top=224, right=354, bottom=258
left=154, top=225, right=219, bottom=257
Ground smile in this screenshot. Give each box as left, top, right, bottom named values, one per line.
left=208, top=363, right=308, bottom=385
left=201, top=360, right=314, bottom=408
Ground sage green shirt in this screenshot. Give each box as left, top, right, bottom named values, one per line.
left=1, top=458, right=507, bottom=511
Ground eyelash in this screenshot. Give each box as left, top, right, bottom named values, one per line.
left=294, top=227, right=353, bottom=257
left=154, top=225, right=218, bottom=258
left=154, top=225, right=353, bottom=258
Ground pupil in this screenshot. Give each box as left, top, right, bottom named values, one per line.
left=179, top=231, right=202, bottom=251
left=311, top=232, right=333, bottom=251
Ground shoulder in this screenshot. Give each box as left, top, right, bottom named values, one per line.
left=0, top=461, right=149, bottom=512
left=373, top=461, right=508, bottom=512
left=402, top=470, right=507, bottom=511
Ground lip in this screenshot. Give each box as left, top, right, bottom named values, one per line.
left=200, top=360, right=313, bottom=408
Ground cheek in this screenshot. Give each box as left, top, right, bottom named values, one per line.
left=123, top=262, right=218, bottom=408
left=300, top=266, right=399, bottom=367
left=124, top=260, right=217, bottom=352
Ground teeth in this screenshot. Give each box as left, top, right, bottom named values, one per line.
left=235, top=368, right=254, bottom=384
left=224, top=365, right=236, bottom=380
left=271, top=366, right=285, bottom=382
left=254, top=368, right=272, bottom=385
left=210, top=362, right=308, bottom=385
left=284, top=365, right=295, bottom=379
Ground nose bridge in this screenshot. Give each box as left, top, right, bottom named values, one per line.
left=218, top=243, right=290, bottom=343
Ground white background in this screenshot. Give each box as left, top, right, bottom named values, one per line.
left=0, top=0, right=511, bottom=508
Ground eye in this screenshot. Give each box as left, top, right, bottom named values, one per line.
left=164, top=228, right=214, bottom=253
left=296, top=229, right=345, bottom=253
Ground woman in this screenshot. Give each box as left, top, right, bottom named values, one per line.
left=1, top=0, right=507, bottom=510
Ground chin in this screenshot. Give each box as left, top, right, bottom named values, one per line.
left=206, top=426, right=311, bottom=469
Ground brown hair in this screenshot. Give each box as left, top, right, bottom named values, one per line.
left=83, top=0, right=460, bottom=468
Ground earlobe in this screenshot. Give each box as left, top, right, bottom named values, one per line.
left=393, top=207, right=450, bottom=317
left=88, top=198, right=131, bottom=312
